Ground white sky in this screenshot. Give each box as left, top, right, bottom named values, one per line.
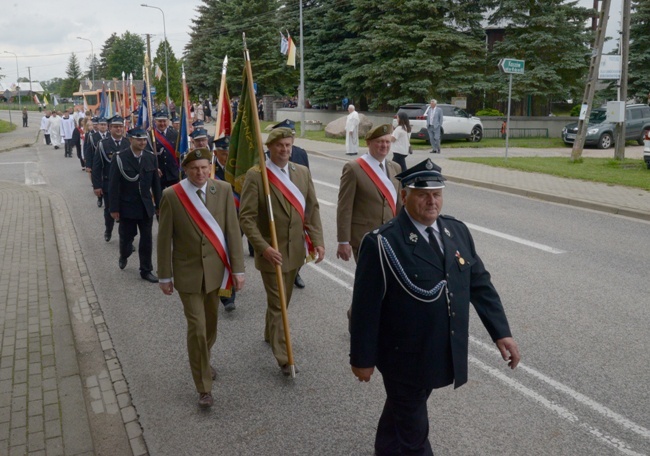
left=0, top=0, right=623, bottom=84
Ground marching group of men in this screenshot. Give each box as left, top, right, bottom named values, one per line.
left=74, top=112, right=520, bottom=454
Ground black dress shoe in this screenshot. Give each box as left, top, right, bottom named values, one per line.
left=104, top=231, right=111, bottom=242
left=281, top=364, right=299, bottom=376
left=294, top=273, right=305, bottom=289
left=141, top=272, right=158, bottom=283
left=118, top=257, right=127, bottom=270
left=97, top=197, right=103, bottom=208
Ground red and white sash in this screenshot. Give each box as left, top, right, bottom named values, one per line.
left=356, top=155, right=397, bottom=216
left=172, top=180, right=233, bottom=296
left=266, top=163, right=316, bottom=262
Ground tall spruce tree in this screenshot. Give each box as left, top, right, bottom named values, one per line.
left=153, top=40, right=182, bottom=105
left=60, top=53, right=82, bottom=97
left=98, top=33, right=118, bottom=80
left=629, top=0, right=650, bottom=101
left=341, top=0, right=488, bottom=110
left=485, top=0, right=593, bottom=115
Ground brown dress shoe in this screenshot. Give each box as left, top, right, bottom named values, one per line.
left=210, top=365, right=217, bottom=380
left=198, top=392, right=213, bottom=408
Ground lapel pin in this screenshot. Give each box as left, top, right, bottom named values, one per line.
left=209, top=185, right=216, bottom=194
left=444, top=227, right=451, bottom=237
left=290, top=164, right=296, bottom=171
left=455, top=250, right=465, bottom=265
left=409, top=233, right=418, bottom=243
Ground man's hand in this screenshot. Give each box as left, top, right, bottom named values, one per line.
left=158, top=169, right=163, bottom=178
left=159, top=281, right=174, bottom=295
left=233, top=275, right=245, bottom=292
left=110, top=212, right=120, bottom=221
left=262, top=246, right=282, bottom=266
left=351, top=366, right=374, bottom=382
left=336, top=244, right=352, bottom=262
left=496, top=337, right=520, bottom=369
left=314, top=246, right=325, bottom=264
left=94, top=188, right=103, bottom=197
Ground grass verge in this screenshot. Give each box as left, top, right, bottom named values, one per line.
left=0, top=119, right=18, bottom=134
left=451, top=156, right=650, bottom=191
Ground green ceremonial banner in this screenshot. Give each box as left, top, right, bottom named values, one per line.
left=226, top=67, right=260, bottom=195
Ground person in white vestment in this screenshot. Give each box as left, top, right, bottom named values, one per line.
left=48, top=112, right=63, bottom=150
left=345, top=104, right=360, bottom=156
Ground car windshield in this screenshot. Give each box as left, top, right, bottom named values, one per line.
left=589, top=110, right=607, bottom=123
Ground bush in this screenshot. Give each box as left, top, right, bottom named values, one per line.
left=569, top=105, right=581, bottom=116
left=475, top=108, right=503, bottom=117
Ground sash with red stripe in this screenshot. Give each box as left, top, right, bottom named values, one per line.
left=172, top=180, right=234, bottom=296
left=154, top=129, right=179, bottom=168
left=356, top=156, right=397, bottom=216
left=266, top=166, right=316, bottom=261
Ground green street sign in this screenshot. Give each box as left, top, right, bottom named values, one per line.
left=499, top=58, right=525, bottom=75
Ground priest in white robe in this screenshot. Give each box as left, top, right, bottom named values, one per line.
left=345, top=104, right=360, bottom=156
left=48, top=112, right=63, bottom=149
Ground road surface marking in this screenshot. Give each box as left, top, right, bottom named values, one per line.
left=313, top=179, right=340, bottom=190
left=317, top=198, right=335, bottom=207
left=24, top=162, right=46, bottom=185
left=464, top=222, right=566, bottom=254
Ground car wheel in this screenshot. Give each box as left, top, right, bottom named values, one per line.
left=638, top=128, right=650, bottom=146
left=467, top=126, right=483, bottom=142
left=597, top=133, right=613, bottom=149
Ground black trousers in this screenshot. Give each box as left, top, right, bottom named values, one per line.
left=76, top=143, right=85, bottom=168
left=101, top=187, right=114, bottom=234
left=44, top=134, right=51, bottom=145
left=375, top=377, right=434, bottom=456
left=119, top=216, right=153, bottom=274
left=392, top=153, right=408, bottom=173
left=23, top=117, right=28, bottom=127
left=64, top=139, right=72, bottom=156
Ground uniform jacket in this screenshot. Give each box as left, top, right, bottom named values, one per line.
left=92, top=136, right=127, bottom=190
left=239, top=163, right=324, bottom=273
left=337, top=158, right=402, bottom=254
left=290, top=145, right=309, bottom=168
left=154, top=127, right=180, bottom=184
left=349, top=209, right=512, bottom=390
left=108, top=148, right=161, bottom=219
left=157, top=178, right=244, bottom=294
left=84, top=131, right=103, bottom=170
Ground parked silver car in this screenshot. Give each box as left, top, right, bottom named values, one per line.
left=562, top=104, right=650, bottom=149
left=392, top=103, right=483, bottom=143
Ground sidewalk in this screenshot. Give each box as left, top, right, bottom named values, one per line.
left=0, top=118, right=146, bottom=455
left=292, top=136, right=650, bottom=221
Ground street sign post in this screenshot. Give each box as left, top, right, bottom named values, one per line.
left=498, top=58, right=525, bottom=159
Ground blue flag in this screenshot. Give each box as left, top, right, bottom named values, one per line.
left=176, top=99, right=188, bottom=162
left=99, top=83, right=108, bottom=118
left=137, top=81, right=148, bottom=129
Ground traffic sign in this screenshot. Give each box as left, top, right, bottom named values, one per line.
left=499, top=58, right=525, bottom=75
left=150, top=86, right=157, bottom=95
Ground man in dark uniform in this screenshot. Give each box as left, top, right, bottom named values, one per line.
left=350, top=159, right=520, bottom=456
left=192, top=120, right=214, bottom=151
left=152, top=111, right=180, bottom=189
left=189, top=128, right=210, bottom=151
left=109, top=128, right=162, bottom=283
left=84, top=116, right=105, bottom=207
left=92, top=115, right=127, bottom=242
left=270, top=119, right=309, bottom=288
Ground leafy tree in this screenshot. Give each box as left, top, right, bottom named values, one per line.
left=629, top=0, right=650, bottom=101
left=97, top=33, right=118, bottom=79
left=60, top=53, right=82, bottom=97
left=485, top=0, right=593, bottom=115
left=185, top=0, right=298, bottom=99
left=153, top=39, right=182, bottom=104
left=105, top=31, right=146, bottom=80
left=42, top=77, right=64, bottom=94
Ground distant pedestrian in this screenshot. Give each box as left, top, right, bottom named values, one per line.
left=22, top=108, right=28, bottom=127
left=345, top=105, right=360, bottom=156
left=390, top=111, right=411, bottom=172
left=424, top=99, right=443, bottom=154
left=501, top=120, right=507, bottom=139
left=72, top=120, right=85, bottom=170
left=203, top=99, right=212, bottom=123
left=60, top=111, right=76, bottom=158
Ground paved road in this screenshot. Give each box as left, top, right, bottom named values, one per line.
left=1, top=111, right=649, bottom=455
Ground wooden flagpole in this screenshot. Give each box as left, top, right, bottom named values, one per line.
left=211, top=55, right=229, bottom=179
left=144, top=54, right=158, bottom=168
left=243, top=33, right=296, bottom=378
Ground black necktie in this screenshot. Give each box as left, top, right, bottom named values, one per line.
left=425, top=226, right=445, bottom=262
left=197, top=189, right=206, bottom=205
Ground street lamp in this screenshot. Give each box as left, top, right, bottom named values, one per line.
left=3, top=51, right=21, bottom=111
left=141, top=3, right=170, bottom=111
left=76, top=37, right=95, bottom=87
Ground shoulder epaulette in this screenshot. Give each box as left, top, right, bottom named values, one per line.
left=250, top=164, right=261, bottom=173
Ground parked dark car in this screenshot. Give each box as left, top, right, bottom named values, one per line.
left=392, top=103, right=483, bottom=143
left=562, top=104, right=650, bottom=149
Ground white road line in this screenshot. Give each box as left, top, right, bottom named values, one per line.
left=317, top=198, right=336, bottom=207
left=308, top=264, right=648, bottom=453
left=313, top=178, right=340, bottom=190
left=470, top=336, right=650, bottom=440
left=24, top=163, right=46, bottom=186
left=464, top=222, right=566, bottom=254
left=0, top=161, right=38, bottom=165
left=469, top=356, right=645, bottom=456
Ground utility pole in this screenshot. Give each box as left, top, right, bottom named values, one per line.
left=27, top=66, right=33, bottom=93
left=571, top=0, right=611, bottom=162
left=614, top=0, right=631, bottom=161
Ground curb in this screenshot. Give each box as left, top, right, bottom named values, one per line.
left=48, top=190, right=149, bottom=456
left=0, top=129, right=40, bottom=153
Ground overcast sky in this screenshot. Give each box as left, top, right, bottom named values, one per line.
left=0, top=0, right=623, bottom=84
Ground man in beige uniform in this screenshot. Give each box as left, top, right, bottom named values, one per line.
left=239, top=128, right=325, bottom=376
left=337, top=124, right=402, bottom=262
left=157, top=148, right=245, bottom=408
